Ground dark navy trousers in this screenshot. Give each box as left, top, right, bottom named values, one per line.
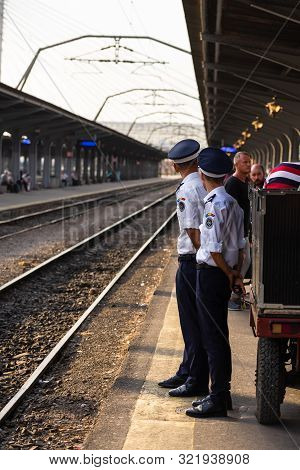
left=175, top=259, right=209, bottom=389
left=196, top=267, right=232, bottom=399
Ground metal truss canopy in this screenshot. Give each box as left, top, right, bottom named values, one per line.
left=0, top=82, right=165, bottom=160
left=182, top=0, right=300, bottom=150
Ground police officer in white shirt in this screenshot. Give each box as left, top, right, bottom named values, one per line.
left=158, top=139, right=209, bottom=397
left=186, top=147, right=245, bottom=418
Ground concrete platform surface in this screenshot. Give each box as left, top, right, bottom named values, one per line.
left=0, top=177, right=178, bottom=212
left=84, top=253, right=300, bottom=450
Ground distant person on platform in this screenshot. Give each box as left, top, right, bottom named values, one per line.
left=22, top=172, right=31, bottom=191
left=225, top=151, right=251, bottom=310
left=115, top=169, right=121, bottom=182
left=250, top=163, right=265, bottom=189
left=71, top=171, right=80, bottom=186
left=105, top=169, right=113, bottom=182
left=1, top=169, right=15, bottom=193
left=0, top=170, right=8, bottom=190
left=61, top=171, right=68, bottom=187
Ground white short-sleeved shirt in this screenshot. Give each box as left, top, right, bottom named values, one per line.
left=196, top=186, right=245, bottom=267
left=176, top=172, right=207, bottom=254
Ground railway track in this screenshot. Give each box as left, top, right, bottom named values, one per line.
left=0, top=191, right=177, bottom=425
left=0, top=180, right=175, bottom=240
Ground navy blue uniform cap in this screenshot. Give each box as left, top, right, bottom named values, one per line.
left=198, top=147, right=233, bottom=178
left=168, top=139, right=200, bottom=164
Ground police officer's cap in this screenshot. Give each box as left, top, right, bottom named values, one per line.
left=198, top=147, right=233, bottom=178
left=168, top=139, right=200, bottom=164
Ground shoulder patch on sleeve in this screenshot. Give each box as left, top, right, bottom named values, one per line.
left=178, top=201, right=185, bottom=212
left=205, top=217, right=214, bottom=229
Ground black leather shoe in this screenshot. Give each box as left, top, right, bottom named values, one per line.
left=186, top=397, right=227, bottom=418
left=169, top=384, right=209, bottom=398
left=158, top=375, right=186, bottom=389
left=192, top=392, right=233, bottom=410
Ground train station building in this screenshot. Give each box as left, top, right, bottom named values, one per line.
left=0, top=83, right=164, bottom=190
left=0, top=0, right=300, bottom=458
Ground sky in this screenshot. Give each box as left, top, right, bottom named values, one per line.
left=1, top=0, right=206, bottom=145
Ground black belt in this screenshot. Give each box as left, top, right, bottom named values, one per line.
left=178, top=254, right=196, bottom=262
left=196, top=262, right=219, bottom=270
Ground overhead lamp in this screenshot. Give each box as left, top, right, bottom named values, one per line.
left=251, top=116, right=264, bottom=131
left=265, top=96, right=283, bottom=118
left=21, top=138, right=31, bottom=145
left=233, top=140, right=242, bottom=149
left=236, top=138, right=245, bottom=147
left=241, top=129, right=251, bottom=140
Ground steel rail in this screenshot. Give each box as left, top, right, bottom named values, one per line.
left=0, top=208, right=176, bottom=424
left=0, top=191, right=175, bottom=294
left=0, top=192, right=118, bottom=225
left=0, top=181, right=175, bottom=241
left=0, top=180, right=174, bottom=224
left=0, top=213, right=80, bottom=241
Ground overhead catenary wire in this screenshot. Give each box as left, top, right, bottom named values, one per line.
left=208, top=1, right=300, bottom=140
left=118, top=0, right=203, bottom=125
left=2, top=8, right=160, bottom=194
left=3, top=0, right=202, bottom=144
left=5, top=1, right=198, bottom=93
left=4, top=0, right=199, bottom=116
left=126, top=0, right=201, bottom=91
left=3, top=5, right=138, bottom=123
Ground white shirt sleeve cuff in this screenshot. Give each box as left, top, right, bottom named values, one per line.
left=208, top=241, right=223, bottom=252
left=239, top=238, right=246, bottom=249
left=182, top=220, right=200, bottom=229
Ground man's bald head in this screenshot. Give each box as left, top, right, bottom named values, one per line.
left=250, top=163, right=265, bottom=188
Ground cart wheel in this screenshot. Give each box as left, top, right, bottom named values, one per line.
left=256, top=337, right=286, bottom=425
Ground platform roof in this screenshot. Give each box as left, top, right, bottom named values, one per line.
left=0, top=82, right=165, bottom=159
left=182, top=0, right=300, bottom=152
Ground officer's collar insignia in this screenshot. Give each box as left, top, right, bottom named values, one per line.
left=205, top=194, right=216, bottom=204
left=176, top=182, right=184, bottom=192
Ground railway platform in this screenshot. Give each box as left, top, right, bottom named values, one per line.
left=84, top=252, right=300, bottom=451
left=0, top=177, right=178, bottom=212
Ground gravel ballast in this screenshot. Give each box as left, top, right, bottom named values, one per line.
left=0, top=233, right=177, bottom=449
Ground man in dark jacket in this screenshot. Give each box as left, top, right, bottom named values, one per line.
left=225, top=151, right=251, bottom=310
